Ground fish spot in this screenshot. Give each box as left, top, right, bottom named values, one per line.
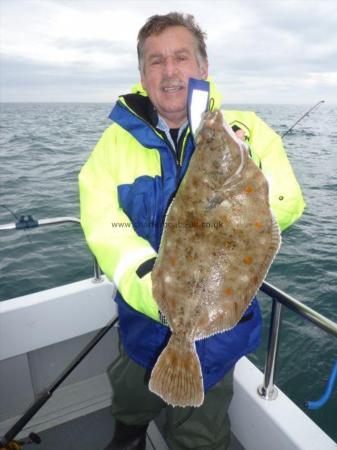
left=255, top=221, right=262, bottom=229
left=169, top=256, right=177, bottom=266
left=245, top=185, right=254, bottom=193
left=240, top=274, right=249, bottom=282
left=220, top=200, right=231, bottom=209
left=243, top=255, right=253, bottom=265
left=192, top=177, right=199, bottom=187
left=225, top=287, right=233, bottom=296
left=224, top=240, right=236, bottom=250
left=252, top=275, right=259, bottom=284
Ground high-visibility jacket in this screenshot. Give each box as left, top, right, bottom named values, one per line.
left=79, top=80, right=305, bottom=391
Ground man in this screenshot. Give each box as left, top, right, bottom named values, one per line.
left=79, top=12, right=305, bottom=450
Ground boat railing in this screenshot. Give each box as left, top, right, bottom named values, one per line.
left=258, top=281, right=337, bottom=400
left=1, top=215, right=337, bottom=402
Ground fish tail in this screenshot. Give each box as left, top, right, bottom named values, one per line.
left=149, top=334, right=204, bottom=407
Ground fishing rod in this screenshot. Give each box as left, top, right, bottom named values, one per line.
left=0, top=214, right=118, bottom=448
left=0, top=316, right=119, bottom=449
left=281, top=100, right=325, bottom=138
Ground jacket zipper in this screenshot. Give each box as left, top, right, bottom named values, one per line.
left=174, top=129, right=191, bottom=188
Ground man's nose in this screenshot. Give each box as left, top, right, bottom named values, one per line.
left=163, top=57, right=178, bottom=77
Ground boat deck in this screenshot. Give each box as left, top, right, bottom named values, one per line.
left=26, top=407, right=165, bottom=450
left=26, top=407, right=242, bottom=450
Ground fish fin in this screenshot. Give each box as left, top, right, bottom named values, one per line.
left=271, top=215, right=282, bottom=253
left=250, top=215, right=281, bottom=286
left=149, top=335, right=204, bottom=407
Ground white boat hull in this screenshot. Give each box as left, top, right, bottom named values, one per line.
left=0, top=278, right=335, bottom=449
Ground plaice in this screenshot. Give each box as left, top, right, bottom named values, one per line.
left=149, top=109, right=281, bottom=407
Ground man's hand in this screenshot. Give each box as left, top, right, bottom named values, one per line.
left=235, top=128, right=247, bottom=142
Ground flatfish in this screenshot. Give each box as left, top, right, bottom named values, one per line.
left=149, top=109, right=281, bottom=407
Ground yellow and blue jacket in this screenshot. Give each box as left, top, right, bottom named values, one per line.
left=79, top=81, right=305, bottom=390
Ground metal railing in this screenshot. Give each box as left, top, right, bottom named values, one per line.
left=258, top=281, right=337, bottom=400
left=1, top=215, right=336, bottom=401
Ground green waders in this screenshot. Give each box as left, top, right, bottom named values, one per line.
left=107, top=341, right=233, bottom=450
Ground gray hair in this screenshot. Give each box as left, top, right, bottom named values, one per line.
left=137, top=12, right=208, bottom=73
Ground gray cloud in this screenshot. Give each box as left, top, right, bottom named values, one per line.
left=209, top=1, right=337, bottom=74
left=1, top=0, right=336, bottom=103
left=55, top=38, right=135, bottom=55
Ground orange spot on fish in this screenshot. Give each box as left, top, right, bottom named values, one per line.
left=169, top=257, right=177, bottom=266
left=225, top=287, right=233, bottom=296
left=245, top=185, right=254, bottom=193
left=255, top=221, right=262, bottom=229
left=243, top=255, right=253, bottom=264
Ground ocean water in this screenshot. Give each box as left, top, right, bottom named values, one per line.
left=0, top=102, right=336, bottom=442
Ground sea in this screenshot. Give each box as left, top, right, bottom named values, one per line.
left=0, top=102, right=336, bottom=442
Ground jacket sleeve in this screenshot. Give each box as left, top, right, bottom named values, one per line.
left=78, top=125, right=160, bottom=321
left=248, top=113, right=305, bottom=231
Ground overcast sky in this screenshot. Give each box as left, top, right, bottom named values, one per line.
left=1, top=0, right=336, bottom=104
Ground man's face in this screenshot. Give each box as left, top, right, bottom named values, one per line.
left=140, top=26, right=208, bottom=128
